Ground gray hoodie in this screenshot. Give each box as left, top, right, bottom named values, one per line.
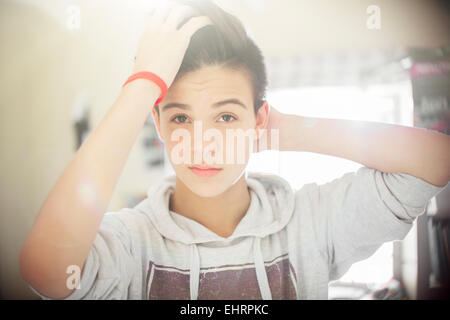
left=29, top=167, right=445, bottom=299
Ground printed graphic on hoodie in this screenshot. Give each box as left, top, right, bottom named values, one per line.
left=146, top=253, right=297, bottom=299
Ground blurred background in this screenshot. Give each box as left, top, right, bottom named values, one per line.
left=1, top=0, right=449, bottom=299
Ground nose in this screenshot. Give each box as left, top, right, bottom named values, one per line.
left=191, top=121, right=222, bottom=165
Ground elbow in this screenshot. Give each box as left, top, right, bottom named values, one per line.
left=18, top=241, right=35, bottom=285
left=18, top=241, right=48, bottom=292
left=19, top=238, right=82, bottom=299
left=19, top=245, right=75, bottom=299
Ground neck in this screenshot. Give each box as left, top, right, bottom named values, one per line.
left=169, top=173, right=251, bottom=238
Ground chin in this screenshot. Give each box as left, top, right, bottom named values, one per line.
left=174, top=166, right=247, bottom=198
left=188, top=183, right=228, bottom=198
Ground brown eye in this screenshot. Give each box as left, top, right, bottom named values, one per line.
left=218, top=114, right=236, bottom=122
left=172, top=115, right=189, bottom=124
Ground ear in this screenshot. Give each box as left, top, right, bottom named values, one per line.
left=151, top=107, right=164, bottom=142
left=255, top=101, right=270, bottom=139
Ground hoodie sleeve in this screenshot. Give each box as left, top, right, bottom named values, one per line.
left=315, top=166, right=446, bottom=281
left=28, top=212, right=136, bottom=300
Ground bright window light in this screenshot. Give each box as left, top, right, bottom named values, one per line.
left=248, top=82, right=413, bottom=288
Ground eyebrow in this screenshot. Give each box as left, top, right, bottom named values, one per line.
left=160, top=98, right=247, bottom=112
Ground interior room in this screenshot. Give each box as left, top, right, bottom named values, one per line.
left=1, top=0, right=449, bottom=300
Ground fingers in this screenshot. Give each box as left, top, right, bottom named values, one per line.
left=165, top=5, right=198, bottom=30
left=179, top=16, right=214, bottom=38
left=152, top=1, right=177, bottom=24
left=148, top=2, right=213, bottom=36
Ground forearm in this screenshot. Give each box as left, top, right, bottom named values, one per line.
left=19, top=80, right=160, bottom=298
left=279, top=113, right=450, bottom=187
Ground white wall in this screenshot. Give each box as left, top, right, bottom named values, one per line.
left=0, top=0, right=448, bottom=299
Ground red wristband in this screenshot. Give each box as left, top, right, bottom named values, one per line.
left=122, top=71, right=168, bottom=106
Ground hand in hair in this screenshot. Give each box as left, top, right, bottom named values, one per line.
left=132, top=2, right=213, bottom=88
left=253, top=104, right=287, bottom=153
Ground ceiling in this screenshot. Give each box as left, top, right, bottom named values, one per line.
left=11, top=0, right=450, bottom=59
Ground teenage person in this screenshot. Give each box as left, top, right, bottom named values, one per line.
left=19, top=0, right=449, bottom=299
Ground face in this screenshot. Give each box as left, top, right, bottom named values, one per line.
left=152, top=65, right=268, bottom=197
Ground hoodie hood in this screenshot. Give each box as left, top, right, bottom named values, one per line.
left=144, top=171, right=296, bottom=300
left=29, top=166, right=445, bottom=300
left=145, top=171, right=295, bottom=245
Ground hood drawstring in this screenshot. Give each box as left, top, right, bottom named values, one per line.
left=253, top=237, right=272, bottom=300
left=188, top=238, right=272, bottom=300
left=146, top=173, right=295, bottom=300
left=189, top=244, right=200, bottom=300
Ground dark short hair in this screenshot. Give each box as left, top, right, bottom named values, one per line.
left=155, top=0, right=267, bottom=117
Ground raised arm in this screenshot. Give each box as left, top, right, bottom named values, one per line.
left=19, top=3, right=212, bottom=299
left=264, top=106, right=450, bottom=187
left=259, top=106, right=448, bottom=280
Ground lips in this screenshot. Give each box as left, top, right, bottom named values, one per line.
left=188, top=166, right=222, bottom=177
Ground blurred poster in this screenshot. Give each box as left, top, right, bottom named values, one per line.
left=410, top=47, right=450, bottom=135
left=410, top=46, right=450, bottom=299
left=72, top=91, right=91, bottom=150
left=143, top=114, right=165, bottom=168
